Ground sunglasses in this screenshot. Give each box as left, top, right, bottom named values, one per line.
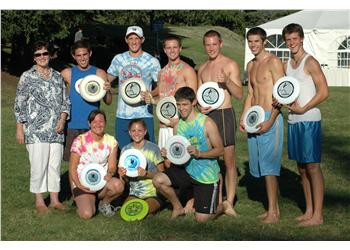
left=34, top=52, right=49, bottom=57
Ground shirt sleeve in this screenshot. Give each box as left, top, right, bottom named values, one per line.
left=70, top=135, right=82, bottom=155
left=59, top=75, right=71, bottom=120
left=151, top=57, right=161, bottom=82
left=107, top=54, right=121, bottom=77
left=13, top=73, right=29, bottom=123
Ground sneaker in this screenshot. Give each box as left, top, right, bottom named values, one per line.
left=98, top=201, right=117, bottom=217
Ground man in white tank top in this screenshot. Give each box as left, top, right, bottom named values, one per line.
left=282, top=23, right=329, bottom=227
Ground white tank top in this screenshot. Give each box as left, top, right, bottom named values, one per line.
left=286, top=54, right=321, bottom=124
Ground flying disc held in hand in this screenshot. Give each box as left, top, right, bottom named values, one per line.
left=79, top=75, right=106, bottom=102
left=118, top=148, right=147, bottom=177
left=197, top=82, right=225, bottom=110
left=156, top=96, right=178, bottom=125
left=242, top=105, right=265, bottom=133
left=273, top=76, right=300, bottom=105
left=120, top=77, right=146, bottom=105
left=165, top=135, right=191, bottom=165
left=79, top=163, right=107, bottom=192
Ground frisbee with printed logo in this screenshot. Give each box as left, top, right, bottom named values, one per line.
left=156, top=96, right=178, bottom=125
left=120, top=198, right=149, bottom=221
left=79, top=75, right=106, bottom=102
left=197, top=82, right=225, bottom=110
left=242, top=105, right=265, bottom=133
left=74, top=78, right=83, bottom=94
left=79, top=163, right=107, bottom=192
left=165, top=135, right=191, bottom=165
left=118, top=149, right=147, bottom=177
left=273, top=76, right=300, bottom=105
left=120, top=78, right=146, bottom=105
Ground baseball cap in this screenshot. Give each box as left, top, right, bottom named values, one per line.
left=125, top=26, right=144, bottom=38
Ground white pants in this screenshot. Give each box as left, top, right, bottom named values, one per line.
left=158, top=127, right=174, bottom=149
left=26, top=143, right=63, bottom=193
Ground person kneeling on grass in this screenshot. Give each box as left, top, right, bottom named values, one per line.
left=118, top=119, right=166, bottom=216
left=69, top=110, right=124, bottom=219
left=153, top=87, right=224, bottom=222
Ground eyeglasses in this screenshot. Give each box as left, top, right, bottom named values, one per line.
left=34, top=52, right=49, bottom=57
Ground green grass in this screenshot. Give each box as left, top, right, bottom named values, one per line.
left=2, top=73, right=350, bottom=240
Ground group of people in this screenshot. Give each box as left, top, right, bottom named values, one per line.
left=14, top=23, right=328, bottom=227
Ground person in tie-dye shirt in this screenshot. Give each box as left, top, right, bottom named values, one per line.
left=118, top=119, right=165, bottom=216
left=153, top=87, right=224, bottom=222
left=69, top=110, right=124, bottom=219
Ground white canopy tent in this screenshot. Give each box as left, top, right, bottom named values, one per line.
left=244, top=10, right=350, bottom=86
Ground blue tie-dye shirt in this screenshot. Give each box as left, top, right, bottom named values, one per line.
left=177, top=112, right=220, bottom=184
left=107, top=51, right=161, bottom=119
left=121, top=140, right=163, bottom=199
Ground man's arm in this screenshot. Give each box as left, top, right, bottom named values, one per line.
left=97, top=69, right=112, bottom=105
left=288, top=56, right=328, bottom=114
left=184, top=66, right=198, bottom=92
left=239, top=62, right=254, bottom=132
left=188, top=117, right=224, bottom=159
left=222, top=60, right=243, bottom=100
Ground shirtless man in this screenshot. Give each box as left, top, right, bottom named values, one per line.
left=240, top=27, right=284, bottom=224
left=197, top=30, right=243, bottom=216
left=146, top=35, right=197, bottom=148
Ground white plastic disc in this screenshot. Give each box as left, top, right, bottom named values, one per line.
left=118, top=148, right=147, bottom=177
left=165, top=135, right=191, bottom=165
left=79, top=75, right=106, bottom=102
left=75, top=78, right=83, bottom=94
left=120, top=78, right=146, bottom=105
left=242, top=105, right=265, bottom=133
left=79, top=163, right=107, bottom=192
left=273, top=76, right=300, bottom=105
left=156, top=96, right=178, bottom=125
left=196, top=82, right=225, bottom=110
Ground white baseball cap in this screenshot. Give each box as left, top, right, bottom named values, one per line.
left=125, top=26, right=144, bottom=38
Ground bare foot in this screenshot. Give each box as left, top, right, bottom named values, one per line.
left=295, top=213, right=312, bottom=222
left=213, top=203, right=225, bottom=220
left=298, top=217, right=323, bottom=227
left=257, top=212, right=267, bottom=219
left=222, top=200, right=238, bottom=217
left=49, top=202, right=67, bottom=211
left=36, top=205, right=50, bottom=214
left=184, top=199, right=195, bottom=214
left=261, top=212, right=279, bottom=224
left=170, top=208, right=185, bottom=220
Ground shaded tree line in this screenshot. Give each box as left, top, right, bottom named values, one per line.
left=1, top=10, right=298, bottom=75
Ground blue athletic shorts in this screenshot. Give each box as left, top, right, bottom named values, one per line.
left=288, top=121, right=322, bottom=163
left=248, top=112, right=284, bottom=177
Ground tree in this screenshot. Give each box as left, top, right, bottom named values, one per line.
left=1, top=10, right=92, bottom=75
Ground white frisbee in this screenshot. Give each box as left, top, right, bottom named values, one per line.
left=79, top=75, right=106, bottom=102
left=242, top=105, right=265, bottom=133
left=156, top=96, right=178, bottom=125
left=74, top=78, right=83, bottom=94
left=273, top=76, right=300, bottom=105
left=118, top=148, right=147, bottom=177
left=79, top=163, right=107, bottom=192
left=165, top=135, right=191, bottom=165
left=197, top=82, right=225, bottom=110
left=120, top=78, right=146, bottom=105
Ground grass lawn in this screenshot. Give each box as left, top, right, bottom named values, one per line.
left=1, top=70, right=350, bottom=240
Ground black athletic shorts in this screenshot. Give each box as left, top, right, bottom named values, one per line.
left=208, top=107, right=237, bottom=146
left=164, top=166, right=219, bottom=214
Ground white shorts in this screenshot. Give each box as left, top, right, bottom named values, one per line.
left=26, top=143, right=63, bottom=193
left=158, top=127, right=173, bottom=149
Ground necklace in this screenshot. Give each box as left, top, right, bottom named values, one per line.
left=37, top=67, right=51, bottom=80
left=293, top=51, right=306, bottom=66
